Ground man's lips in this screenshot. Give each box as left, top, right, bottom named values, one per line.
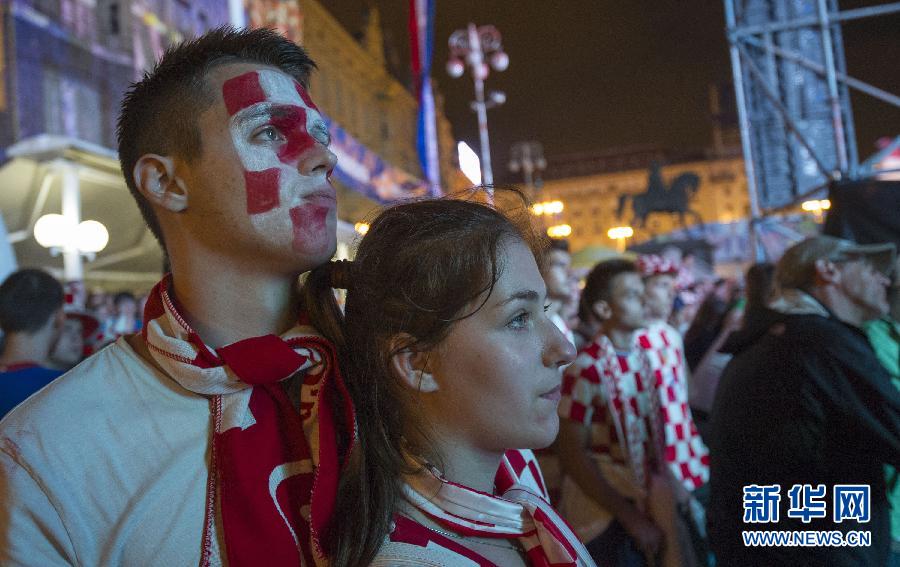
left=304, top=183, right=337, bottom=205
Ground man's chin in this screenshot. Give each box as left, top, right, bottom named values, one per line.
left=293, top=239, right=338, bottom=274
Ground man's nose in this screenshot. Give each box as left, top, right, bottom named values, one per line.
left=297, top=144, right=337, bottom=177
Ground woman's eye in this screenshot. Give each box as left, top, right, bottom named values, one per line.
left=543, top=303, right=551, bottom=313
left=508, top=312, right=530, bottom=329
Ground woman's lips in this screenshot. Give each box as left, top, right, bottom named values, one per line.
left=540, top=384, right=562, bottom=402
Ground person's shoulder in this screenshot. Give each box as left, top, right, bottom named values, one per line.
left=777, top=314, right=889, bottom=385
left=372, top=515, right=488, bottom=566
left=0, top=338, right=161, bottom=437
left=781, top=313, right=867, bottom=349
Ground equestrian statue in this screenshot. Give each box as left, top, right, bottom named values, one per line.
left=616, top=162, right=703, bottom=229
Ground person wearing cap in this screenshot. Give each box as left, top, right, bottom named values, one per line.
left=635, top=255, right=710, bottom=486
left=0, top=269, right=66, bottom=419
left=708, top=236, right=900, bottom=566
left=634, top=255, right=711, bottom=560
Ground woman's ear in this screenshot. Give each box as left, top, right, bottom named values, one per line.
left=389, top=334, right=439, bottom=393
left=133, top=154, right=189, bottom=212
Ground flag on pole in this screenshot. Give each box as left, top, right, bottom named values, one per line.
left=409, top=0, right=441, bottom=195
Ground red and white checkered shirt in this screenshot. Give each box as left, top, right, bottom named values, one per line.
left=635, top=321, right=709, bottom=491
left=559, top=334, right=657, bottom=487
left=496, top=448, right=549, bottom=501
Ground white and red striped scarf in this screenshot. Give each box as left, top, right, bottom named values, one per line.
left=142, top=275, right=355, bottom=566
left=402, top=464, right=596, bottom=566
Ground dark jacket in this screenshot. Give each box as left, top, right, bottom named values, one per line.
left=708, top=307, right=900, bottom=566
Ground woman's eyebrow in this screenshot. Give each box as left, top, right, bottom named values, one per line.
left=496, top=289, right=542, bottom=307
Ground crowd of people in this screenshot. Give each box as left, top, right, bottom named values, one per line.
left=0, top=277, right=147, bottom=417
left=0, top=26, right=898, bottom=567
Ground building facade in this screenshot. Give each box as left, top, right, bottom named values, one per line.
left=0, top=0, right=228, bottom=154
left=538, top=149, right=750, bottom=253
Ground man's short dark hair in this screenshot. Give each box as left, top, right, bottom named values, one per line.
left=578, top=258, right=637, bottom=322
left=0, top=269, right=64, bottom=334
left=116, top=26, right=317, bottom=250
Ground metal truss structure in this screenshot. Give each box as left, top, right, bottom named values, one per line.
left=725, top=0, right=900, bottom=219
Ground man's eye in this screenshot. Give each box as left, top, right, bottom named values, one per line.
left=311, top=122, right=330, bottom=145
left=253, top=126, right=282, bottom=142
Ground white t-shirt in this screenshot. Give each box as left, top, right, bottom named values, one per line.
left=0, top=338, right=221, bottom=566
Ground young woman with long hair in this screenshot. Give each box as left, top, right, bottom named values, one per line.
left=304, top=194, right=596, bottom=566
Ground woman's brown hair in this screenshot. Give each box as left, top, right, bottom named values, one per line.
left=303, top=191, right=542, bottom=566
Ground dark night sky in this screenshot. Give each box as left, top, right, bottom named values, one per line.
left=324, top=1, right=900, bottom=182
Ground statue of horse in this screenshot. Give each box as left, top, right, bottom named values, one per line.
left=616, top=162, right=703, bottom=229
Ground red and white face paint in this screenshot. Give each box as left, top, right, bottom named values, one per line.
left=221, top=69, right=335, bottom=254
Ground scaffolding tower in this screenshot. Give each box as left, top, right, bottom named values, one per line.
left=724, top=0, right=900, bottom=236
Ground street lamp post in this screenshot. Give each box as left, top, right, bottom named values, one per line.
left=608, top=226, right=634, bottom=253
left=31, top=162, right=110, bottom=281
left=447, top=23, right=508, bottom=189
left=508, top=141, right=547, bottom=190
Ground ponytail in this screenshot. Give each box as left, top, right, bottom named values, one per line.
left=302, top=260, right=352, bottom=350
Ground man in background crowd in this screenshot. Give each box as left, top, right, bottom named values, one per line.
left=635, top=254, right=709, bottom=490
left=0, top=269, right=65, bottom=418
left=635, top=255, right=710, bottom=561
left=709, top=236, right=900, bottom=566
left=689, top=263, right=774, bottom=439
left=558, top=259, right=670, bottom=566
left=50, top=283, right=102, bottom=369
left=543, top=238, right=577, bottom=346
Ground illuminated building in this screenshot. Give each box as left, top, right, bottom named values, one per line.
left=537, top=148, right=750, bottom=252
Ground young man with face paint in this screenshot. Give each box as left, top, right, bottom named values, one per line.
left=0, top=27, right=553, bottom=565
left=0, top=28, right=353, bottom=566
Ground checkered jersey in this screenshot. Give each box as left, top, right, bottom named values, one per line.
left=495, top=449, right=549, bottom=501
left=559, top=335, right=657, bottom=487
left=636, top=321, right=709, bottom=491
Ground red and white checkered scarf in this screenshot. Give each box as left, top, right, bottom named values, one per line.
left=142, top=275, right=355, bottom=566
left=403, top=463, right=596, bottom=566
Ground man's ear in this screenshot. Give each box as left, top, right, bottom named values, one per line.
left=53, top=308, right=66, bottom=331
left=592, top=299, right=612, bottom=322
left=133, top=154, right=188, bottom=212
left=814, top=258, right=840, bottom=285
left=389, top=335, right=439, bottom=393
